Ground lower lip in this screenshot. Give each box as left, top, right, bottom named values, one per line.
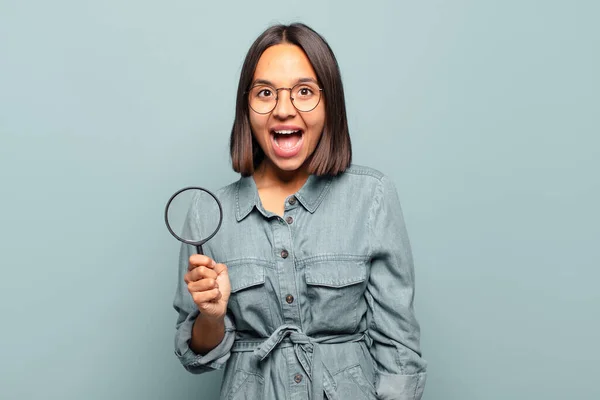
left=271, top=133, right=304, bottom=159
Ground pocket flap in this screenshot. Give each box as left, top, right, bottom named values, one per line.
left=305, top=262, right=367, bottom=288
left=228, top=264, right=265, bottom=293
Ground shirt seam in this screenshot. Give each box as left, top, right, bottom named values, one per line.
left=220, top=257, right=275, bottom=269
left=345, top=165, right=385, bottom=180
left=366, top=177, right=386, bottom=334
left=296, top=254, right=370, bottom=265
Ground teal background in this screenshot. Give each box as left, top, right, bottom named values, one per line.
left=1, top=1, right=598, bottom=399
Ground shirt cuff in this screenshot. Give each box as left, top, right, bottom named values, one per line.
left=174, top=309, right=236, bottom=374
left=376, top=371, right=427, bottom=400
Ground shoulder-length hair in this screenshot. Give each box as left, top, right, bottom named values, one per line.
left=229, top=23, right=352, bottom=177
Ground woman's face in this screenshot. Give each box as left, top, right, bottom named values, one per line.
left=249, top=44, right=326, bottom=177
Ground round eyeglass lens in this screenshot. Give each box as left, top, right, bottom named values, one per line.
left=248, top=82, right=321, bottom=114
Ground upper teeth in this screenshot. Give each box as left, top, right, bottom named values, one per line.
left=274, top=130, right=298, bottom=135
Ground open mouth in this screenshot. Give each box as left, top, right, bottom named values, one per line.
left=271, top=129, right=304, bottom=151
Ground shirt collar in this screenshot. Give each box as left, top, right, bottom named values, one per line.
left=235, top=174, right=333, bottom=221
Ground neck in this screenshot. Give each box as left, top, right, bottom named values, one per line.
left=253, top=161, right=310, bottom=193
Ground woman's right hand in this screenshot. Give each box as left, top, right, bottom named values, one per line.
left=185, top=255, right=231, bottom=320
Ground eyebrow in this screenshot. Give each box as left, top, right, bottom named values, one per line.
left=251, top=77, right=319, bottom=87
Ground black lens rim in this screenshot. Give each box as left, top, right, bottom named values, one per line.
left=164, top=186, right=223, bottom=247
left=247, top=83, right=323, bottom=114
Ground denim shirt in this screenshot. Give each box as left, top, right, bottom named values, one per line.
left=173, top=165, right=427, bottom=400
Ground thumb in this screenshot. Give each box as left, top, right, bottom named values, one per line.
left=213, top=263, right=228, bottom=276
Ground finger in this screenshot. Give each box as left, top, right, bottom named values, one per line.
left=213, top=263, right=229, bottom=276
left=188, top=255, right=216, bottom=270
left=213, top=290, right=222, bottom=301
left=188, top=278, right=218, bottom=292
left=192, top=288, right=220, bottom=304
left=186, top=265, right=218, bottom=282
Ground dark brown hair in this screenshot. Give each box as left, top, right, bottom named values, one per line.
left=229, top=23, right=351, bottom=176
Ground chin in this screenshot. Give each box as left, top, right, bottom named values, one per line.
left=274, top=160, right=305, bottom=172
left=269, top=155, right=308, bottom=173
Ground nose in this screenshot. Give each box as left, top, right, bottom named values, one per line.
left=272, top=88, right=296, bottom=119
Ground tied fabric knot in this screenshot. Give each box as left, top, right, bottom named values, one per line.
left=253, top=324, right=327, bottom=400
left=230, top=325, right=366, bottom=399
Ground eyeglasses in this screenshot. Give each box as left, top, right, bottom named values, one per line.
left=247, top=82, right=323, bottom=114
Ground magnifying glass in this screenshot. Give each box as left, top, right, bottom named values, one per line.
left=164, top=187, right=223, bottom=255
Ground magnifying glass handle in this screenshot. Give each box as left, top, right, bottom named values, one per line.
left=196, top=244, right=203, bottom=255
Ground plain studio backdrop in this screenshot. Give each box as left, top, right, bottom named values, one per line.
left=1, top=1, right=598, bottom=399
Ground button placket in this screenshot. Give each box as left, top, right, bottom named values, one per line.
left=271, top=208, right=300, bottom=326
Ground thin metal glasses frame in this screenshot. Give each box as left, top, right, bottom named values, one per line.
left=246, top=84, right=324, bottom=114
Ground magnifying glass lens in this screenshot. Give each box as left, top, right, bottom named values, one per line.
left=165, top=188, right=221, bottom=245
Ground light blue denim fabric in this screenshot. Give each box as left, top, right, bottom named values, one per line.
left=173, top=165, right=427, bottom=399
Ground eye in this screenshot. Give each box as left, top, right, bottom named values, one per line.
left=296, top=86, right=314, bottom=97
left=252, top=86, right=275, bottom=100
left=257, top=88, right=273, bottom=98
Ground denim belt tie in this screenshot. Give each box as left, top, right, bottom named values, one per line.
left=231, top=324, right=365, bottom=400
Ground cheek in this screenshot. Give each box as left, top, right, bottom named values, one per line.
left=306, top=110, right=326, bottom=138
left=249, top=113, right=268, bottom=138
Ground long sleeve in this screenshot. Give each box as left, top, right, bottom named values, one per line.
left=365, top=176, right=427, bottom=399
left=172, top=193, right=236, bottom=374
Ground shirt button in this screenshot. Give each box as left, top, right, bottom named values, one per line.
left=285, top=294, right=294, bottom=304
left=281, top=249, right=289, bottom=259
left=285, top=216, right=294, bottom=224
left=288, top=197, right=297, bottom=205
left=294, top=373, right=303, bottom=383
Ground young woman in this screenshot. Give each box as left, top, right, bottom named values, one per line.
left=173, top=23, right=427, bottom=400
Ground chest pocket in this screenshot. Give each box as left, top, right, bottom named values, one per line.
left=304, top=260, right=368, bottom=333
left=227, top=261, right=273, bottom=335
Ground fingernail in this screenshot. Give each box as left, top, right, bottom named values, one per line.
left=211, top=260, right=216, bottom=267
